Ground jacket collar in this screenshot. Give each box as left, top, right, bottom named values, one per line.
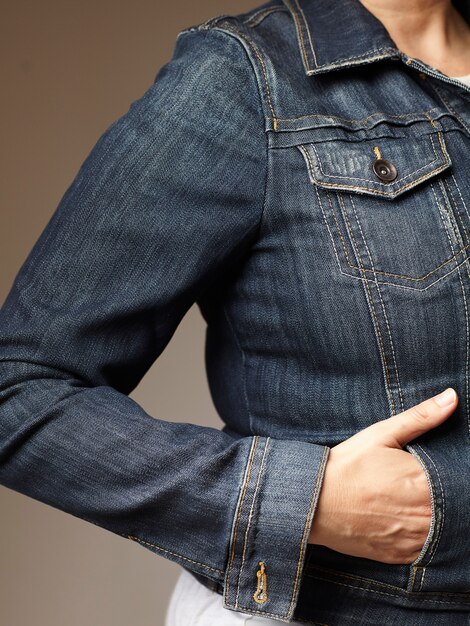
left=280, top=0, right=400, bottom=76
left=282, top=0, right=470, bottom=76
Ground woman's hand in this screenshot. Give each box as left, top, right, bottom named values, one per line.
left=308, top=387, right=458, bottom=565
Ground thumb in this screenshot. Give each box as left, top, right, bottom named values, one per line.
left=369, top=387, right=458, bottom=449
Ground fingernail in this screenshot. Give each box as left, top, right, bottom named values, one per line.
left=434, top=387, right=456, bottom=407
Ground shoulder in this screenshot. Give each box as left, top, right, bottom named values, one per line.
left=165, top=1, right=300, bottom=124
left=174, top=0, right=297, bottom=60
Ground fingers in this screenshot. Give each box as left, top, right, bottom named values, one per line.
left=364, top=387, right=458, bottom=449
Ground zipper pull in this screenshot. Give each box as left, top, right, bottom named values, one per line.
left=253, top=560, right=268, bottom=604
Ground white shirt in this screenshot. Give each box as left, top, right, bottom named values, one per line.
left=450, top=71, right=470, bottom=86
left=164, top=567, right=305, bottom=625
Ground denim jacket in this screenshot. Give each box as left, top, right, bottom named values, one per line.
left=1, top=0, right=470, bottom=623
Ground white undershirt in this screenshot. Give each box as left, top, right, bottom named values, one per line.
left=448, top=71, right=470, bottom=86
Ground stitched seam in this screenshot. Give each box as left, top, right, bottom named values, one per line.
left=304, top=573, right=470, bottom=603
left=235, top=437, right=271, bottom=608
left=218, top=22, right=278, bottom=130
left=433, top=86, right=470, bottom=134
left=243, top=5, right=288, bottom=27
left=409, top=565, right=419, bottom=592
left=271, top=106, right=442, bottom=125
left=439, top=179, right=468, bottom=247
left=303, top=148, right=469, bottom=292
left=441, top=178, right=470, bottom=277
left=287, top=445, right=330, bottom=616
left=214, top=21, right=273, bottom=257
left=410, top=183, right=460, bottom=591
left=337, top=193, right=396, bottom=414
left=313, top=255, right=468, bottom=290
left=225, top=447, right=331, bottom=619
left=282, top=0, right=315, bottom=72
left=349, top=194, right=405, bottom=412
left=216, top=17, right=270, bottom=437
left=445, top=178, right=470, bottom=245
left=302, top=131, right=450, bottom=196
left=405, top=446, right=438, bottom=591
left=225, top=436, right=260, bottom=604
left=126, top=535, right=223, bottom=574
left=298, top=143, right=468, bottom=282
left=452, top=171, right=470, bottom=246
left=326, top=187, right=357, bottom=270
left=326, top=46, right=399, bottom=64
left=310, top=133, right=440, bottom=185
left=306, top=48, right=399, bottom=74
left=311, top=174, right=354, bottom=281
left=438, top=178, right=470, bottom=283
left=323, top=255, right=469, bottom=291
left=292, top=0, right=318, bottom=68
left=309, top=561, right=470, bottom=600
left=420, top=567, right=427, bottom=590
left=450, top=172, right=470, bottom=438
left=414, top=444, right=446, bottom=571
left=433, top=180, right=465, bottom=253
left=223, top=304, right=255, bottom=435
left=307, top=564, right=408, bottom=591
left=299, top=132, right=449, bottom=196
left=198, top=14, right=234, bottom=30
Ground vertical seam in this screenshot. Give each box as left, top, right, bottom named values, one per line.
left=434, top=180, right=470, bottom=440
left=215, top=21, right=278, bottom=130
left=405, top=446, right=435, bottom=591
left=438, top=178, right=469, bottom=247
left=348, top=194, right=405, bottom=413
left=440, top=177, right=470, bottom=280
left=225, top=436, right=260, bottom=604
left=214, top=19, right=271, bottom=437
left=413, top=443, right=446, bottom=573
left=337, top=193, right=397, bottom=415
left=449, top=172, right=470, bottom=438
left=287, top=445, right=330, bottom=617
left=209, top=23, right=272, bottom=233
left=282, top=0, right=317, bottom=71
left=235, top=436, right=271, bottom=607
left=222, top=304, right=256, bottom=435
left=432, top=86, right=470, bottom=135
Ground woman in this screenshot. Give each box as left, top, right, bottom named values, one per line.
left=1, top=0, right=469, bottom=624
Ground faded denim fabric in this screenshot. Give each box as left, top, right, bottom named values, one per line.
left=1, top=0, right=470, bottom=624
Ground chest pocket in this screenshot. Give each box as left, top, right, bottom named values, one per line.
left=297, top=124, right=468, bottom=291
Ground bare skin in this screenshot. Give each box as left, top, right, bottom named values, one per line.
left=358, top=0, right=470, bottom=76
left=308, top=387, right=458, bottom=563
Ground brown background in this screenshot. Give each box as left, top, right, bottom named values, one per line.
left=0, top=1, right=256, bottom=624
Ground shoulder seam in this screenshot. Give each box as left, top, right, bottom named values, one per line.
left=179, top=22, right=272, bottom=254
left=208, top=20, right=278, bottom=131
left=243, top=5, right=289, bottom=28
left=204, top=23, right=272, bottom=252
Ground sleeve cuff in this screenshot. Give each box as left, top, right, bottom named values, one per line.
left=222, top=435, right=330, bottom=622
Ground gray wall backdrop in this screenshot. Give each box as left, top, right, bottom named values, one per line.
left=1, top=1, right=256, bottom=624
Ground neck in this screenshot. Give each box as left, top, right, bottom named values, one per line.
left=358, top=0, right=470, bottom=76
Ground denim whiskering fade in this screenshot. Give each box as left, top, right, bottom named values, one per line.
left=1, top=0, right=470, bottom=623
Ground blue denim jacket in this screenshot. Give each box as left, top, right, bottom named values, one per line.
left=1, top=0, right=470, bottom=623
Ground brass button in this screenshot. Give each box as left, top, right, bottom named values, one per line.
left=372, top=158, right=397, bottom=182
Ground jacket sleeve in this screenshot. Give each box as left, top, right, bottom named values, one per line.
left=0, top=24, right=330, bottom=622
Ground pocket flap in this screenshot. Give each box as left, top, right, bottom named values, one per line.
left=298, top=131, right=452, bottom=200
